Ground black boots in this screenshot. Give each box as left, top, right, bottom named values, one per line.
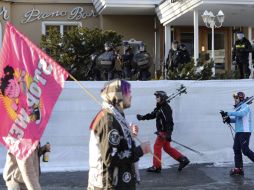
left=178, top=156, right=190, bottom=171
left=146, top=166, right=161, bottom=173
left=147, top=156, right=189, bottom=173
left=229, top=168, right=244, bottom=176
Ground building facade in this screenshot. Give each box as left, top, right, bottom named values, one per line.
left=0, top=0, right=159, bottom=77
left=0, top=0, right=254, bottom=78
left=156, top=0, right=254, bottom=77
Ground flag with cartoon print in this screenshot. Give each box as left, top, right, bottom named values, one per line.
left=0, top=22, right=69, bottom=160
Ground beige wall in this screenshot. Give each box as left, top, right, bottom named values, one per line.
left=101, top=15, right=155, bottom=60
left=0, top=2, right=11, bottom=25
left=1, top=3, right=155, bottom=57
left=0, top=2, right=99, bottom=45
left=0, top=2, right=157, bottom=76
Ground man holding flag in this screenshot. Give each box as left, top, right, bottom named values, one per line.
left=0, top=22, right=68, bottom=189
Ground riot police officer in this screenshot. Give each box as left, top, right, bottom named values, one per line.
left=232, top=31, right=252, bottom=79
left=133, top=43, right=151, bottom=80
left=97, top=42, right=116, bottom=80
left=122, top=46, right=134, bottom=79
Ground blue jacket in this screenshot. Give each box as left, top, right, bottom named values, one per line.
left=228, top=104, right=253, bottom=132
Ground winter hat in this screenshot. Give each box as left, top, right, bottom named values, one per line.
left=154, top=90, right=169, bottom=100
left=233, top=91, right=245, bottom=101
left=101, top=79, right=131, bottom=109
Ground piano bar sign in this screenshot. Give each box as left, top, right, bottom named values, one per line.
left=0, top=6, right=9, bottom=20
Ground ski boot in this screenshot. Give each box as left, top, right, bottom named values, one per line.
left=229, top=168, right=244, bottom=176
left=146, top=166, right=161, bottom=173
left=178, top=156, right=190, bottom=171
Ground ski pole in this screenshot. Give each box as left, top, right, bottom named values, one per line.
left=172, top=139, right=204, bottom=156
left=227, top=123, right=235, bottom=140
left=219, top=110, right=235, bottom=141
left=134, top=136, right=166, bottom=167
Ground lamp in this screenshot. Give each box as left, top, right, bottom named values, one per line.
left=201, top=10, right=225, bottom=76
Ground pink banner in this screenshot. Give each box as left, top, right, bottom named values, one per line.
left=0, top=22, right=69, bottom=159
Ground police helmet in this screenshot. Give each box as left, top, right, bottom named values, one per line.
left=104, top=41, right=113, bottom=50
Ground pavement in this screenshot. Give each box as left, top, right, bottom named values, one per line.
left=1, top=163, right=254, bottom=190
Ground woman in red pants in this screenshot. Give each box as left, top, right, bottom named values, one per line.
left=137, top=90, right=190, bottom=173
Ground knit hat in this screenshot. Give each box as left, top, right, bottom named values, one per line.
left=101, top=79, right=125, bottom=109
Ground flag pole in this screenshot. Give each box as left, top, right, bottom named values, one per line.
left=68, top=74, right=164, bottom=166
left=68, top=74, right=101, bottom=105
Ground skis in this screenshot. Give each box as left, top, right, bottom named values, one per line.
left=234, top=96, right=254, bottom=111
left=166, top=84, right=187, bottom=103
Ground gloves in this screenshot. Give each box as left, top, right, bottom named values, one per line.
left=166, top=134, right=171, bottom=142
left=223, top=116, right=230, bottom=124
left=219, top=110, right=228, bottom=117
left=220, top=110, right=230, bottom=124
left=136, top=114, right=144, bottom=120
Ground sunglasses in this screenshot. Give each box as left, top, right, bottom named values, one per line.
left=233, top=93, right=238, bottom=99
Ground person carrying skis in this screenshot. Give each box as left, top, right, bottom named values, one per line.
left=136, top=90, right=190, bottom=173
left=220, top=91, right=254, bottom=176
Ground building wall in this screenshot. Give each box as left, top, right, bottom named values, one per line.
left=9, top=3, right=99, bottom=45
left=101, top=15, right=156, bottom=70
left=1, top=2, right=156, bottom=53
left=101, top=15, right=155, bottom=52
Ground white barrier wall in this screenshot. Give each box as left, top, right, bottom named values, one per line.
left=1, top=80, right=254, bottom=172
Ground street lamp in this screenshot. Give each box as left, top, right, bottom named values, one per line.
left=202, top=10, right=225, bottom=76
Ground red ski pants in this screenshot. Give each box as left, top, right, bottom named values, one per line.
left=153, top=135, right=182, bottom=168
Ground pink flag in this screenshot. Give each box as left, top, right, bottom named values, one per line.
left=0, top=22, right=69, bottom=159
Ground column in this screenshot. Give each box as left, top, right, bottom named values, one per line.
left=164, top=24, right=171, bottom=78
left=193, top=10, right=199, bottom=65
left=248, top=27, right=253, bottom=78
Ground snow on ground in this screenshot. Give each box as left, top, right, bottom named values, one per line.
left=1, top=79, right=254, bottom=173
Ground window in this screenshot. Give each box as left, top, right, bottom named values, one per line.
left=208, top=32, right=225, bottom=69
left=208, top=33, right=224, bottom=50
left=180, top=32, right=194, bottom=56
left=42, top=21, right=82, bottom=36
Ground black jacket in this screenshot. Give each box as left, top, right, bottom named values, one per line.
left=89, top=109, right=143, bottom=190
left=141, top=101, right=174, bottom=136
left=232, top=37, right=252, bottom=63
left=166, top=48, right=182, bottom=69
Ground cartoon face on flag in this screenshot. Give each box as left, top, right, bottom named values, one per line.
left=0, top=22, right=69, bottom=159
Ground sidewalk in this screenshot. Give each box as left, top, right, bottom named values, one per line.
left=1, top=163, right=254, bottom=190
